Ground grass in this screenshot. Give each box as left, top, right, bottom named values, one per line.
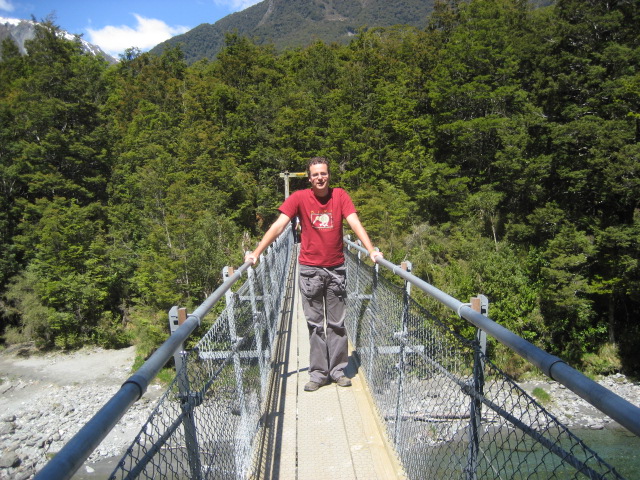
left=582, top=343, right=622, bottom=377
left=532, top=387, right=552, bottom=405
left=132, top=353, right=176, bottom=386
left=155, top=367, right=176, bottom=385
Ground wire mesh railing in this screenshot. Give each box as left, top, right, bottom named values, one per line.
left=344, top=242, right=628, bottom=480
left=106, top=227, right=295, bottom=480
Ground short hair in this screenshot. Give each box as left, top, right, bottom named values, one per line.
left=306, top=156, right=330, bottom=176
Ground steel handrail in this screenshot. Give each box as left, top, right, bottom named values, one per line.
left=344, top=236, right=640, bottom=438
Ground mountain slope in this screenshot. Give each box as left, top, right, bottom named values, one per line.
left=151, top=0, right=437, bottom=63
left=0, top=17, right=117, bottom=63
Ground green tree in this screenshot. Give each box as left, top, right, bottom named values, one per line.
left=538, top=224, right=598, bottom=361
left=350, top=180, right=416, bottom=261
left=426, top=0, right=536, bottom=220
left=525, top=0, right=640, bottom=364
left=0, top=20, right=113, bottom=345
left=11, top=198, right=120, bottom=348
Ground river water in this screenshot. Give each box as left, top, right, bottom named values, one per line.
left=577, top=427, right=640, bottom=479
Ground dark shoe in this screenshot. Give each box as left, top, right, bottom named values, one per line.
left=304, top=381, right=322, bottom=392
left=336, top=376, right=352, bottom=387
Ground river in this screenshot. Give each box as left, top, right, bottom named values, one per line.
left=577, top=427, right=640, bottom=479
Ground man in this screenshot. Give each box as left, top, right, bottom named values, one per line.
left=245, top=157, right=383, bottom=392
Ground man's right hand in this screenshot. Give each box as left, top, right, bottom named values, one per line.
left=245, top=253, right=257, bottom=265
left=370, top=250, right=383, bottom=263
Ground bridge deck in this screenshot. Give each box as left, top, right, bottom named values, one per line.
left=259, top=263, right=405, bottom=480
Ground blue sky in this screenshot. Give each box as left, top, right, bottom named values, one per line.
left=0, top=0, right=262, bottom=57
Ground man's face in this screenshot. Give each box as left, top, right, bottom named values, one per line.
left=308, top=163, right=330, bottom=196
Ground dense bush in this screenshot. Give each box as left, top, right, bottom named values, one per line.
left=1, top=0, right=638, bottom=374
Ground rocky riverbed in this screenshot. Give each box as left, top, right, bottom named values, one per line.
left=519, top=373, right=640, bottom=431
left=0, top=345, right=639, bottom=479
left=0, top=344, right=163, bottom=480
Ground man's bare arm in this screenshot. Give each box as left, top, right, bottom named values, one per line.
left=244, top=213, right=292, bottom=264
left=346, top=212, right=383, bottom=263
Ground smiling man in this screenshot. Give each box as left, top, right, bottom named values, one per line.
left=245, top=156, right=382, bottom=391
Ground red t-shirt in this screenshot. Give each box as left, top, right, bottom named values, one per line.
left=279, top=187, right=356, bottom=267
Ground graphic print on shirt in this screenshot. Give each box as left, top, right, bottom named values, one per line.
left=311, top=210, right=333, bottom=229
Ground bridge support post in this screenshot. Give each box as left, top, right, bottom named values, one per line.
left=351, top=238, right=362, bottom=349
left=363, top=242, right=380, bottom=378
left=261, top=246, right=275, bottom=349
left=223, top=266, right=246, bottom=406
left=465, top=295, right=488, bottom=480
left=247, top=261, right=269, bottom=398
left=223, top=266, right=250, bottom=477
left=393, top=261, right=412, bottom=444
left=169, top=306, right=203, bottom=480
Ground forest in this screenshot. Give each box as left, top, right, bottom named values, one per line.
left=0, top=0, right=638, bottom=377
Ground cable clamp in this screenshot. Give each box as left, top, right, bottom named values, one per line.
left=457, top=303, right=472, bottom=318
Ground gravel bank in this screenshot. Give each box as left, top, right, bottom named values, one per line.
left=0, top=345, right=162, bottom=480
left=519, top=373, right=640, bottom=431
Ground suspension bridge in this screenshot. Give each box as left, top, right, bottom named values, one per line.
left=35, top=225, right=640, bottom=479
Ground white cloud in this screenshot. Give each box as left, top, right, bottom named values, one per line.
left=213, top=0, right=262, bottom=11
left=0, top=0, right=15, bottom=12
left=87, top=14, right=190, bottom=57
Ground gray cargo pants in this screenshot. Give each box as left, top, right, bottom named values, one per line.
left=298, top=264, right=348, bottom=384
